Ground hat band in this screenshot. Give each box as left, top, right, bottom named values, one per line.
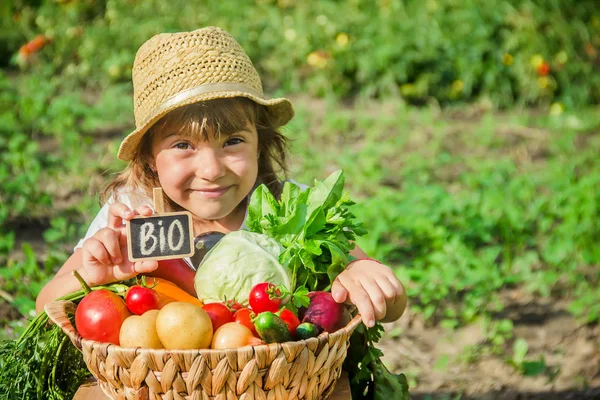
left=141, top=82, right=265, bottom=128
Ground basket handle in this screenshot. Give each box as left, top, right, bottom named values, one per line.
left=45, top=300, right=83, bottom=350
left=343, top=314, right=363, bottom=335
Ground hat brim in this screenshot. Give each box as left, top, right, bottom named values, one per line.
left=117, top=91, right=294, bottom=161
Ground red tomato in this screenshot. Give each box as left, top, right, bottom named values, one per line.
left=234, top=308, right=257, bottom=336
left=279, top=309, right=301, bottom=336
left=537, top=62, right=550, bottom=77
left=125, top=285, right=160, bottom=315
left=249, top=282, right=281, bottom=313
left=225, top=299, right=243, bottom=311
left=75, top=289, right=131, bottom=345
left=202, top=302, right=234, bottom=332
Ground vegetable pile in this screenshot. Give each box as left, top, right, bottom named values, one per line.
left=245, top=170, right=410, bottom=399
left=0, top=170, right=409, bottom=400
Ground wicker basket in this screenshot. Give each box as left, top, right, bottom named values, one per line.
left=45, top=300, right=362, bottom=400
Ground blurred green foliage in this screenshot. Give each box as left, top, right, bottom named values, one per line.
left=1, top=0, right=599, bottom=106
left=289, top=100, right=600, bottom=327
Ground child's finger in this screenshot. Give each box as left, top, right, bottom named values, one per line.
left=360, top=279, right=387, bottom=321
left=387, top=276, right=408, bottom=309
left=134, top=260, right=159, bottom=274
left=338, top=274, right=376, bottom=327
left=113, top=205, right=153, bottom=248
left=133, top=205, right=154, bottom=217
left=375, top=275, right=398, bottom=302
left=95, top=228, right=123, bottom=265
left=107, top=203, right=134, bottom=229
left=83, top=238, right=112, bottom=266
left=331, top=279, right=348, bottom=303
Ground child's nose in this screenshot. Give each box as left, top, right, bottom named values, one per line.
left=196, top=149, right=226, bottom=181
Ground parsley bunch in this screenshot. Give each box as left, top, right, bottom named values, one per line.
left=247, top=170, right=366, bottom=292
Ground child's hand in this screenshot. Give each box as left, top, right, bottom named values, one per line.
left=79, top=203, right=158, bottom=286
left=331, top=259, right=407, bottom=327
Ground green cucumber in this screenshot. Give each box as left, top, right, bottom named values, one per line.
left=295, top=322, right=319, bottom=340
left=254, top=312, right=293, bottom=343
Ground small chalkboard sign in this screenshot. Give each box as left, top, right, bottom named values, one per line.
left=126, top=188, right=194, bottom=261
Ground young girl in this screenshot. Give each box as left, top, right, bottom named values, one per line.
left=35, top=26, right=407, bottom=328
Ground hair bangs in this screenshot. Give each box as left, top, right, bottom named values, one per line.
left=151, top=98, right=258, bottom=142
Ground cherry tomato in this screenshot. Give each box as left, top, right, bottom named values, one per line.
left=225, top=299, right=243, bottom=311
left=249, top=282, right=281, bottom=313
left=279, top=309, right=301, bottom=336
left=125, top=285, right=160, bottom=315
left=234, top=307, right=257, bottom=336
left=75, top=289, right=131, bottom=345
left=202, top=302, right=234, bottom=332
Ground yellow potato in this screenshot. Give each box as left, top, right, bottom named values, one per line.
left=155, top=302, right=213, bottom=349
left=119, top=310, right=163, bottom=349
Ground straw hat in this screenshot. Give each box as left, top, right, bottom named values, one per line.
left=118, top=26, right=294, bottom=161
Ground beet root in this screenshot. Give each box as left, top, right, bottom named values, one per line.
left=302, top=291, right=346, bottom=333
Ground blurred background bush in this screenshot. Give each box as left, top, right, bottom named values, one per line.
left=2, top=0, right=600, bottom=107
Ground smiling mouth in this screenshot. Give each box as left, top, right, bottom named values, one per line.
left=196, top=186, right=230, bottom=192
left=190, top=186, right=232, bottom=197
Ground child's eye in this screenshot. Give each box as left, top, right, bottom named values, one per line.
left=225, top=137, right=244, bottom=146
left=174, top=142, right=192, bottom=150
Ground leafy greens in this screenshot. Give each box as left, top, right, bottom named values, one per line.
left=247, top=170, right=366, bottom=291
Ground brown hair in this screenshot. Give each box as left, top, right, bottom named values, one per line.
left=102, top=98, right=289, bottom=210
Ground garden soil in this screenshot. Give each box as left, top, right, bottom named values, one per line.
left=380, top=288, right=600, bottom=399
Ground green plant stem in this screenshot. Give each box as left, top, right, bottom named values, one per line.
left=71, top=270, right=92, bottom=294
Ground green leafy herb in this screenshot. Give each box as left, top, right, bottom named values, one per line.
left=273, top=284, right=310, bottom=314
left=247, top=170, right=366, bottom=292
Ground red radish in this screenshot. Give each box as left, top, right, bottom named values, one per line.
left=302, top=291, right=346, bottom=333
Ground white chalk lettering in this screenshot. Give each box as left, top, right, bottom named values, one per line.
left=168, top=220, right=184, bottom=251
left=158, top=220, right=166, bottom=252
left=140, top=222, right=157, bottom=255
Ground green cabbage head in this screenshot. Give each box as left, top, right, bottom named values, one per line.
left=193, top=230, right=292, bottom=304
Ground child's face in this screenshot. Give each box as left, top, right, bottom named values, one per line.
left=150, top=123, right=259, bottom=222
